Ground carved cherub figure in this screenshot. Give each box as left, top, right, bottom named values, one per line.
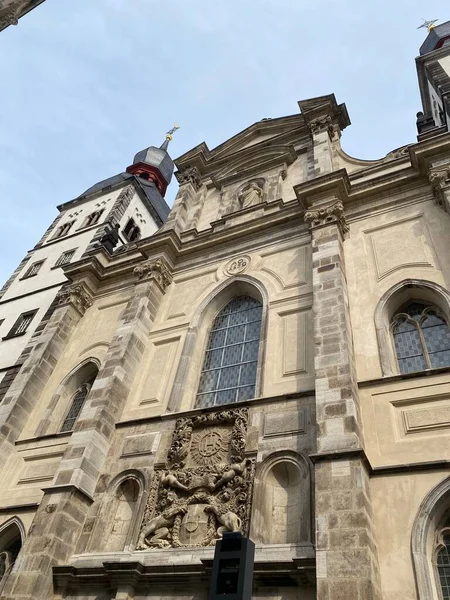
left=213, top=460, right=247, bottom=491
left=137, top=492, right=187, bottom=549
left=160, top=471, right=189, bottom=493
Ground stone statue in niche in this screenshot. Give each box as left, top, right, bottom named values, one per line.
left=237, top=179, right=265, bottom=209
left=136, top=408, right=255, bottom=549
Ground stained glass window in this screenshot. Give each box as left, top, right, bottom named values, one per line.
left=391, top=302, right=450, bottom=374
left=438, top=533, right=450, bottom=600
left=195, top=296, right=262, bottom=408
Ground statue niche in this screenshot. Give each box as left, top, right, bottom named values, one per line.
left=136, top=408, right=255, bottom=549
left=237, top=179, right=265, bottom=209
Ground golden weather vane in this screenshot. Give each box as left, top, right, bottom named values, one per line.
left=418, top=18, right=439, bottom=32
left=165, top=124, right=180, bottom=141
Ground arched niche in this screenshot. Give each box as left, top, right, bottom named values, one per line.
left=412, top=476, right=450, bottom=599
left=35, top=358, right=100, bottom=437
left=251, top=452, right=312, bottom=545
left=374, top=279, right=450, bottom=376
left=167, top=274, right=269, bottom=413
left=88, top=470, right=147, bottom=553
left=0, top=517, right=24, bottom=591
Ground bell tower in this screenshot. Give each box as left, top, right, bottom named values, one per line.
left=416, top=19, right=450, bottom=139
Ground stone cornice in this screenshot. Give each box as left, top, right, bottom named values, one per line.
left=294, top=169, right=351, bottom=209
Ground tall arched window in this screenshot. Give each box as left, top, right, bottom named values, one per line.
left=436, top=524, right=450, bottom=600
left=0, top=519, right=23, bottom=592
left=60, top=364, right=98, bottom=432
left=391, top=301, right=450, bottom=374
left=195, top=296, right=262, bottom=408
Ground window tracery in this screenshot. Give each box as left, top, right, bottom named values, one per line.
left=391, top=301, right=450, bottom=374
left=195, top=296, right=262, bottom=408
left=436, top=525, right=450, bottom=600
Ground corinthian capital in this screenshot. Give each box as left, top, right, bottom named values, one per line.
left=133, top=257, right=173, bottom=292
left=304, top=201, right=349, bottom=235
left=56, top=283, right=93, bottom=316
left=175, top=167, right=203, bottom=191
left=429, top=166, right=450, bottom=210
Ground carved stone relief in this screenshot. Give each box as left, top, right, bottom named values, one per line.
left=429, top=166, right=450, bottom=210
left=304, top=200, right=349, bottom=235
left=224, top=256, right=250, bottom=276
left=56, top=284, right=92, bottom=316
left=133, top=258, right=173, bottom=292
left=136, top=408, right=255, bottom=549
left=220, top=179, right=266, bottom=218
left=175, top=167, right=203, bottom=192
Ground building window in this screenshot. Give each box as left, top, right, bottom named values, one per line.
left=53, top=221, right=75, bottom=240
left=0, top=519, right=22, bottom=591
left=60, top=382, right=92, bottom=432
left=195, top=296, right=262, bottom=408
left=4, top=310, right=37, bottom=339
left=123, top=218, right=141, bottom=242
left=391, top=301, right=450, bottom=374
left=54, top=249, right=76, bottom=267
left=436, top=525, right=450, bottom=600
left=22, top=260, right=44, bottom=279
left=81, top=210, right=104, bottom=229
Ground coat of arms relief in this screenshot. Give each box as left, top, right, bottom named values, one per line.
left=136, top=408, right=255, bottom=549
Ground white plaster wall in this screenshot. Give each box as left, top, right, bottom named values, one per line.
left=428, top=80, right=444, bottom=125
left=0, top=287, right=59, bottom=369
left=2, top=229, right=97, bottom=302
left=45, top=189, right=122, bottom=243
left=439, top=54, right=450, bottom=77
left=117, top=192, right=159, bottom=244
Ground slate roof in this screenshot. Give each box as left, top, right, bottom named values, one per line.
left=420, top=20, right=450, bottom=55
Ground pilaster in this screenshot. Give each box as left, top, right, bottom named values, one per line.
left=305, top=197, right=380, bottom=600
left=162, top=167, right=204, bottom=233
left=0, top=282, right=93, bottom=472
left=0, top=258, right=173, bottom=600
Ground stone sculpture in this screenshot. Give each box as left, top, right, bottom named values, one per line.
left=136, top=408, right=255, bottom=549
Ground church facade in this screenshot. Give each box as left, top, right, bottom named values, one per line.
left=0, top=21, right=450, bottom=600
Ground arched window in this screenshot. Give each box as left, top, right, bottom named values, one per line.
left=195, top=296, right=262, bottom=408
left=436, top=523, right=450, bottom=600
left=59, top=363, right=98, bottom=432
left=391, top=301, right=450, bottom=374
left=0, top=519, right=23, bottom=591
left=123, top=218, right=141, bottom=242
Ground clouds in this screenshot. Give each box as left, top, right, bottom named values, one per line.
left=0, top=0, right=448, bottom=284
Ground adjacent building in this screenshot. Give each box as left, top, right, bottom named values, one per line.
left=0, top=19, right=449, bottom=600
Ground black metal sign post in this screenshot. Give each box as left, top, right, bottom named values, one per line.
left=208, top=532, right=255, bottom=600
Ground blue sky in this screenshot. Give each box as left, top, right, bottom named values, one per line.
left=0, top=0, right=448, bottom=283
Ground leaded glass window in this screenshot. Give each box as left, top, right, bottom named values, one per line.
left=195, top=296, right=263, bottom=408
left=437, top=529, right=450, bottom=600
left=60, top=383, right=92, bottom=432
left=391, top=302, right=450, bottom=374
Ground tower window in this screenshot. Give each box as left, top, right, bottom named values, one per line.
left=391, top=301, right=450, bottom=374
left=54, top=249, right=76, bottom=267
left=123, top=218, right=141, bottom=242
left=22, top=260, right=44, bottom=279
left=4, top=310, right=38, bottom=339
left=52, top=221, right=75, bottom=240
left=81, top=210, right=104, bottom=229
left=195, top=296, right=262, bottom=408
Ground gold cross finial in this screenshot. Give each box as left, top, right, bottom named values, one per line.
left=165, top=124, right=180, bottom=141
left=418, top=18, right=439, bottom=32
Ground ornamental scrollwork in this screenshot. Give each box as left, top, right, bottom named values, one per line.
left=304, top=200, right=349, bottom=235
left=309, top=115, right=333, bottom=136
left=175, top=167, right=203, bottom=191
left=428, top=166, right=450, bottom=208
left=0, top=7, right=19, bottom=29
left=136, top=408, right=254, bottom=549
left=133, top=258, right=173, bottom=292
left=56, top=284, right=92, bottom=316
